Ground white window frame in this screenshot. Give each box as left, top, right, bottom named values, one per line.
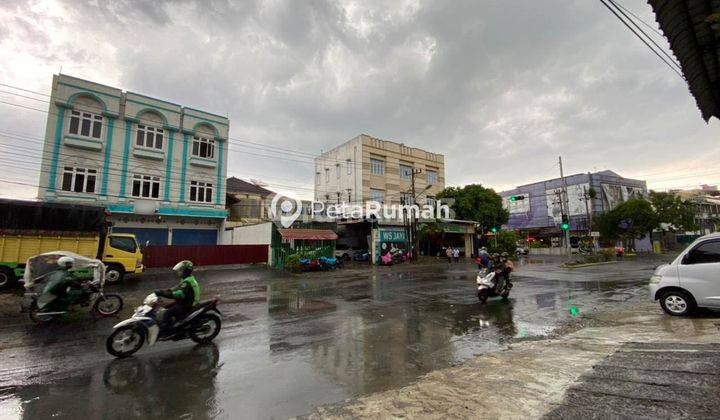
left=136, top=124, right=164, bottom=151
left=325, top=168, right=330, bottom=182
left=68, top=110, right=103, bottom=140
left=189, top=180, right=214, bottom=203
left=191, top=136, right=216, bottom=159
left=370, top=158, right=385, bottom=175
left=427, top=170, right=438, bottom=185
left=336, top=164, right=341, bottom=179
left=346, top=159, right=352, bottom=175
left=399, top=164, right=413, bottom=181
left=61, top=166, right=97, bottom=193
left=315, top=172, right=321, bottom=184
left=370, top=188, right=385, bottom=203
left=131, top=174, right=161, bottom=199
left=426, top=196, right=436, bottom=208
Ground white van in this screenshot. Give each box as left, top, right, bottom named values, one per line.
left=649, top=233, right=720, bottom=316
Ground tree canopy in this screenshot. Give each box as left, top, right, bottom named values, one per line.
left=594, top=198, right=659, bottom=241
left=436, top=184, right=508, bottom=229
left=649, top=191, right=698, bottom=232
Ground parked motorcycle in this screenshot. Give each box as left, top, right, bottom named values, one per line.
left=24, top=251, right=123, bottom=323
left=318, top=256, right=342, bottom=270
left=476, top=268, right=512, bottom=304
left=106, top=293, right=222, bottom=358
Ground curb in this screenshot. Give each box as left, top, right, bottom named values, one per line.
left=560, top=261, right=618, bottom=269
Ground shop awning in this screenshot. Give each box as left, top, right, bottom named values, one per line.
left=278, top=228, right=338, bottom=240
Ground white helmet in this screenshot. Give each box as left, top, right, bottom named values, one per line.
left=57, top=256, right=75, bottom=269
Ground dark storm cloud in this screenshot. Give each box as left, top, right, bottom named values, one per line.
left=1, top=0, right=719, bottom=197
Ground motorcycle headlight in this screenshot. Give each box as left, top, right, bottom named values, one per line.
left=649, top=275, right=662, bottom=284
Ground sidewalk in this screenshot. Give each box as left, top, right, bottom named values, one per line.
left=307, top=301, right=720, bottom=419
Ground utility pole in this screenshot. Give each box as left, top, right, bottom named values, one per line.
left=410, top=168, right=423, bottom=261
left=559, top=156, right=571, bottom=255
left=582, top=185, right=592, bottom=233
left=401, top=195, right=410, bottom=256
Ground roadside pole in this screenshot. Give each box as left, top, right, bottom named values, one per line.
left=559, top=156, right=571, bottom=256
left=410, top=168, right=423, bottom=261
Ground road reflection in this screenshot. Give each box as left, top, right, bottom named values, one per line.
left=13, top=344, right=220, bottom=419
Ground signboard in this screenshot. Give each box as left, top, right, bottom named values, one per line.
left=443, top=223, right=466, bottom=233
left=590, top=231, right=600, bottom=238
left=378, top=229, right=407, bottom=243
left=546, top=183, right=590, bottom=221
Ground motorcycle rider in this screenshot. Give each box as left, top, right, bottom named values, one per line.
left=44, top=256, right=85, bottom=303
left=154, top=260, right=200, bottom=326
left=500, top=252, right=513, bottom=287
left=476, top=247, right=490, bottom=270
left=491, top=253, right=506, bottom=292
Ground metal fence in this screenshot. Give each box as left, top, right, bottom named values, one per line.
left=143, top=244, right=268, bottom=268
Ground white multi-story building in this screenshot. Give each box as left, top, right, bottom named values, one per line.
left=314, top=134, right=445, bottom=206
left=38, top=74, right=229, bottom=245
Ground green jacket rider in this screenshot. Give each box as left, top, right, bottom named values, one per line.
left=155, top=260, right=200, bottom=324
left=44, top=256, right=84, bottom=303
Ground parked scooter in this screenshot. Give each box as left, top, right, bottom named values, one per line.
left=24, top=252, right=123, bottom=323
left=106, top=293, right=222, bottom=358
left=476, top=268, right=512, bottom=304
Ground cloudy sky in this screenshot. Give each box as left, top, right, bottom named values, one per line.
left=0, top=0, right=718, bottom=200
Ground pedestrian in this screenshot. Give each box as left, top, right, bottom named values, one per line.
left=453, top=247, right=460, bottom=263
left=445, top=246, right=453, bottom=263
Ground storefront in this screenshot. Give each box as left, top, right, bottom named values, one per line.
left=371, top=226, right=409, bottom=264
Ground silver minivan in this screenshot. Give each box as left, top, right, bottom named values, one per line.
left=649, top=233, right=720, bottom=316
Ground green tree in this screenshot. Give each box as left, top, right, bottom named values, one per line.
left=593, top=199, right=659, bottom=243
left=488, top=230, right=519, bottom=255
left=649, top=191, right=698, bottom=232
left=437, top=184, right=509, bottom=230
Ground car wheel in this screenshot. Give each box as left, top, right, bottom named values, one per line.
left=0, top=267, right=16, bottom=290
left=105, top=265, right=125, bottom=284
left=660, top=290, right=696, bottom=316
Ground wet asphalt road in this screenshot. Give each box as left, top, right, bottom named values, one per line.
left=0, top=257, right=659, bottom=419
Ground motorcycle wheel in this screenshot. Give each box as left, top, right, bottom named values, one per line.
left=189, top=313, right=222, bottom=344
left=28, top=302, right=58, bottom=323
left=106, top=325, right=145, bottom=358
left=477, top=289, right=489, bottom=304
left=94, top=294, right=124, bottom=316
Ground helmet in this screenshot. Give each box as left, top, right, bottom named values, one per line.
left=57, top=256, right=75, bottom=269
left=172, top=260, right=194, bottom=277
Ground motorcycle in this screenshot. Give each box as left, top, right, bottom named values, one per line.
left=23, top=251, right=123, bottom=323
left=476, top=268, right=512, bottom=304
left=318, top=256, right=341, bottom=270
left=106, top=293, right=222, bottom=358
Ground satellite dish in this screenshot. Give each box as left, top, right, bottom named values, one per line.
left=134, top=200, right=157, bottom=215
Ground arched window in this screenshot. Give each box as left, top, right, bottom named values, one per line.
left=68, top=96, right=104, bottom=140
left=135, top=111, right=165, bottom=151
left=192, top=124, right=217, bottom=160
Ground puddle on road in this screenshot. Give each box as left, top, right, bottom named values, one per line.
left=0, top=270, right=647, bottom=419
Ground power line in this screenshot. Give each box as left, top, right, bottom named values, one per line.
left=609, top=0, right=664, bottom=37
left=607, top=0, right=681, bottom=71
left=599, top=0, right=684, bottom=79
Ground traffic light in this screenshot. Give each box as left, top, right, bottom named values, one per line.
left=561, top=214, right=569, bottom=231
left=509, top=195, right=525, bottom=202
